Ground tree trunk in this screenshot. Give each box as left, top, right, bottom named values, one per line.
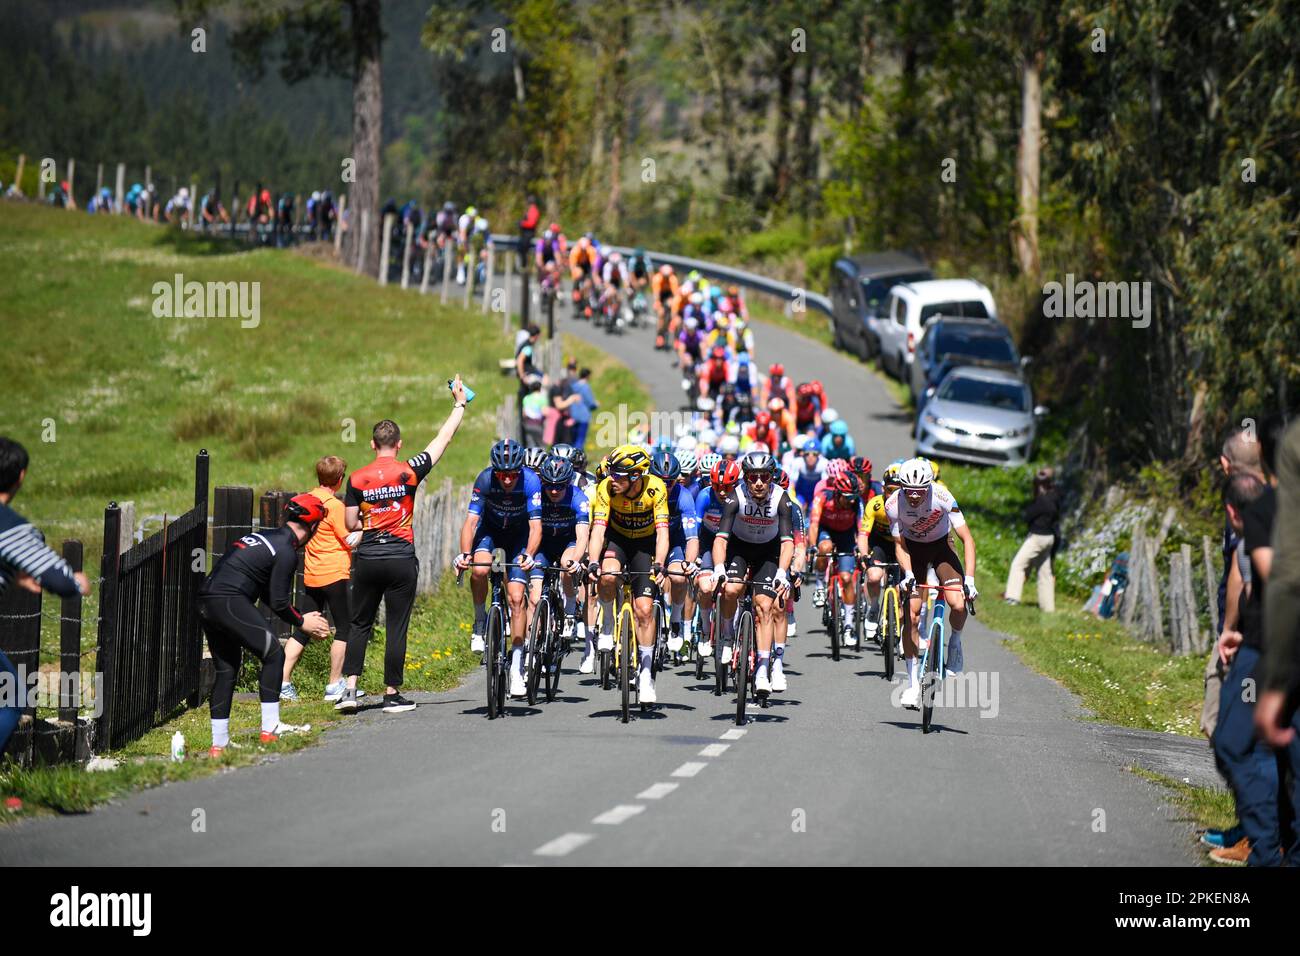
left=344, top=0, right=383, bottom=278
left=795, top=55, right=818, bottom=213
left=771, top=53, right=795, bottom=207
left=1013, top=47, right=1044, bottom=281
left=603, top=10, right=630, bottom=232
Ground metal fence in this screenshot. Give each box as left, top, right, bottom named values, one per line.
left=95, top=451, right=210, bottom=751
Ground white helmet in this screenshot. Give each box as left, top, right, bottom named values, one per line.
left=699, top=452, right=722, bottom=475
left=678, top=451, right=698, bottom=474
left=898, top=457, right=934, bottom=490
left=699, top=428, right=718, bottom=447
left=684, top=316, right=699, bottom=331
left=677, top=434, right=698, bottom=453
left=178, top=187, right=189, bottom=200
left=718, top=434, right=741, bottom=456
left=822, top=407, right=840, bottom=425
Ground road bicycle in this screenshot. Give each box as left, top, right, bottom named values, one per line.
left=864, top=559, right=903, bottom=682
left=523, top=563, right=574, bottom=705
left=906, top=581, right=976, bottom=733
left=456, top=550, right=528, bottom=720
left=713, top=570, right=781, bottom=725
left=814, top=548, right=859, bottom=661
left=592, top=568, right=661, bottom=722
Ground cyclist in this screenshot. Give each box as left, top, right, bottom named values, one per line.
left=652, top=264, right=680, bottom=348
left=704, top=450, right=794, bottom=694
left=762, top=363, right=797, bottom=412
left=849, top=455, right=881, bottom=500
left=794, top=382, right=823, bottom=433
left=628, top=247, right=653, bottom=295
left=586, top=444, right=670, bottom=703
left=199, top=494, right=328, bottom=756
left=524, top=446, right=549, bottom=472
left=694, top=457, right=739, bottom=658
left=819, top=406, right=842, bottom=439
left=821, top=418, right=855, bottom=460
left=650, top=451, right=699, bottom=654
left=535, top=223, right=568, bottom=291
left=887, top=458, right=977, bottom=709
left=856, top=460, right=899, bottom=642
left=569, top=234, right=602, bottom=313
left=534, top=455, right=592, bottom=668
left=743, top=411, right=781, bottom=455
left=716, top=432, right=742, bottom=461
left=776, top=466, right=807, bottom=638
left=200, top=188, right=229, bottom=226
left=782, top=436, right=827, bottom=512
left=731, top=353, right=758, bottom=404
left=454, top=439, right=543, bottom=699
left=678, top=449, right=702, bottom=498
left=808, top=470, right=866, bottom=645
left=600, top=250, right=630, bottom=319
left=699, top=345, right=730, bottom=400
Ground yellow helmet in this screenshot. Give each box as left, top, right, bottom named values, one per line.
left=921, top=457, right=941, bottom=481
left=595, top=455, right=611, bottom=481
left=607, top=444, right=651, bottom=476
left=883, top=461, right=903, bottom=486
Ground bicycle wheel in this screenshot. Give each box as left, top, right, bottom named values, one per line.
left=713, top=615, right=728, bottom=697
left=526, top=598, right=547, bottom=706
left=922, top=619, right=942, bottom=734
left=618, top=604, right=636, bottom=723
left=486, top=605, right=504, bottom=720
left=854, top=585, right=867, bottom=650
left=881, top=594, right=897, bottom=683
left=735, top=611, right=753, bottom=726
left=544, top=597, right=562, bottom=703
left=829, top=580, right=842, bottom=662
left=695, top=611, right=706, bottom=681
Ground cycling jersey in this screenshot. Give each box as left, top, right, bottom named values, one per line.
left=591, top=475, right=670, bottom=540
left=536, top=234, right=566, bottom=263
left=678, top=328, right=705, bottom=359
left=603, top=259, right=628, bottom=288
left=796, top=394, right=821, bottom=426
left=859, top=493, right=893, bottom=550
left=743, top=425, right=779, bottom=455
left=468, top=467, right=544, bottom=530
left=703, top=358, right=729, bottom=384
left=809, top=487, right=863, bottom=534
left=783, top=455, right=827, bottom=510
left=716, top=484, right=793, bottom=546
left=570, top=243, right=599, bottom=273
left=886, top=485, right=966, bottom=543
left=541, top=484, right=590, bottom=543
left=790, top=499, right=807, bottom=547
left=821, top=433, right=855, bottom=460
left=345, top=453, right=435, bottom=559
left=666, top=482, right=699, bottom=543
left=652, top=272, right=679, bottom=303
left=200, top=525, right=305, bottom=626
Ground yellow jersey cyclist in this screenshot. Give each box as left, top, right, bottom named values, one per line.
left=586, top=444, right=671, bottom=703
left=856, top=459, right=902, bottom=640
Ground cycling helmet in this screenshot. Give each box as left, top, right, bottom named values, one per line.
left=849, top=455, right=873, bottom=478
left=699, top=428, right=718, bottom=448
left=594, top=455, right=610, bottom=481
left=607, top=444, right=651, bottom=476
left=549, top=222, right=560, bottom=233
left=711, top=346, right=726, bottom=360
left=284, top=493, right=327, bottom=531
left=724, top=420, right=741, bottom=436
left=684, top=316, right=699, bottom=331
left=740, top=450, right=776, bottom=474
left=774, top=467, right=790, bottom=490
left=826, top=459, right=849, bottom=480
left=699, top=452, right=723, bottom=477
left=882, top=461, right=903, bottom=486
left=797, top=382, right=815, bottom=397
left=754, top=411, right=772, bottom=429
left=659, top=264, right=674, bottom=276
left=830, top=472, right=861, bottom=499
left=490, top=438, right=525, bottom=471
left=650, top=450, right=682, bottom=482
left=923, top=457, right=941, bottom=481
left=800, top=436, right=820, bottom=454
left=822, top=407, right=840, bottom=424
left=711, top=459, right=742, bottom=489
left=768, top=363, right=785, bottom=379
left=550, top=442, right=577, bottom=463
left=571, top=448, right=588, bottom=474
left=677, top=435, right=698, bottom=454
left=524, top=446, right=549, bottom=470
left=678, top=450, right=699, bottom=475
left=898, top=457, right=934, bottom=490
left=539, top=456, right=575, bottom=486
left=718, top=434, right=741, bottom=457
left=829, top=420, right=849, bottom=437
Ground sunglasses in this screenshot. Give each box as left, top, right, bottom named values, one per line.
left=744, top=472, right=772, bottom=484
left=496, top=470, right=521, bottom=480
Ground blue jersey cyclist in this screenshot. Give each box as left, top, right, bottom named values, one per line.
left=692, top=456, right=741, bottom=659
left=532, top=455, right=593, bottom=673
left=456, top=440, right=543, bottom=683
left=650, top=451, right=700, bottom=654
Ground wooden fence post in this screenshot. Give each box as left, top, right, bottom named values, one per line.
left=502, top=253, right=513, bottom=329
left=59, top=540, right=83, bottom=725
left=482, top=245, right=495, bottom=315
left=1153, top=506, right=1176, bottom=551
left=115, top=162, right=125, bottom=214
left=401, top=221, right=414, bottom=290
left=1202, top=535, right=1219, bottom=637
left=1144, top=537, right=1163, bottom=645
left=96, top=162, right=103, bottom=195
left=14, top=154, right=24, bottom=194
left=441, top=238, right=454, bottom=304
left=356, top=208, right=371, bottom=275
left=66, top=158, right=75, bottom=209
left=1121, top=524, right=1143, bottom=629
left=379, top=212, right=395, bottom=286
left=1180, top=543, right=1199, bottom=653
left=463, top=237, right=475, bottom=309
left=334, top=194, right=347, bottom=255
left=420, top=237, right=434, bottom=295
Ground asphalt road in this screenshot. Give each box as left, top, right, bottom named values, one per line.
left=0, top=280, right=1200, bottom=866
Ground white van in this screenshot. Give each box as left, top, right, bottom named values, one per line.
left=876, top=279, right=999, bottom=380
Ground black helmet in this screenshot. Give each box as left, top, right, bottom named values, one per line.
left=650, top=450, right=681, bottom=482
left=539, top=456, right=575, bottom=486
left=550, top=443, right=577, bottom=464
left=740, top=450, right=776, bottom=474
left=570, top=447, right=588, bottom=473
left=524, top=446, right=549, bottom=470
left=490, top=439, right=525, bottom=471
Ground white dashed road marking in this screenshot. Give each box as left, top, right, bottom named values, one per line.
left=720, top=728, right=747, bottom=740
left=534, top=833, right=594, bottom=857
left=672, top=761, right=707, bottom=778
left=637, top=782, right=679, bottom=800
left=698, top=743, right=729, bottom=757
left=593, top=804, right=646, bottom=825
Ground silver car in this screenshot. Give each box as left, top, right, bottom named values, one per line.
left=913, top=366, right=1047, bottom=467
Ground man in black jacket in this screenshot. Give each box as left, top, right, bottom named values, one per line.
left=1004, top=467, right=1058, bottom=611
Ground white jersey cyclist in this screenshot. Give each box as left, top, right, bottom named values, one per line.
left=885, top=483, right=965, bottom=543
left=717, top=481, right=794, bottom=545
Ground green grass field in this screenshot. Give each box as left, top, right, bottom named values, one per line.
left=0, top=201, right=649, bottom=815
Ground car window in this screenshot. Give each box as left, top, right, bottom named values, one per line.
left=920, top=300, right=990, bottom=322
left=938, top=376, right=1029, bottom=412
left=934, top=329, right=1016, bottom=364
left=892, top=295, right=905, bottom=325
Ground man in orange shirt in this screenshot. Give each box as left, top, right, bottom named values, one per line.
left=280, top=456, right=361, bottom=703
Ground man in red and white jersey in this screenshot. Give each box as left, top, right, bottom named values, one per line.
left=885, top=457, right=978, bottom=709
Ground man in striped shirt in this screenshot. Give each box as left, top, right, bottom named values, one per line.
left=0, top=438, right=91, bottom=757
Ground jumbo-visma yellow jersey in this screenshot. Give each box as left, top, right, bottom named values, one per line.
left=591, top=475, right=670, bottom=539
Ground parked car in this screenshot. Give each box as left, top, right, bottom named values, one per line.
left=828, top=252, right=932, bottom=360
left=877, top=278, right=998, bottom=380
left=914, top=366, right=1047, bottom=467
left=910, top=316, right=1027, bottom=407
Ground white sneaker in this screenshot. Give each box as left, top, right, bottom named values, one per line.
left=813, top=587, right=826, bottom=608
left=842, top=626, right=858, bottom=647
left=579, top=652, right=595, bottom=675
left=639, top=670, right=657, bottom=704
left=667, top=634, right=684, bottom=653
left=323, top=680, right=346, bottom=702
left=597, top=633, right=614, bottom=652
left=576, top=621, right=588, bottom=641
left=771, top=659, right=787, bottom=692
left=470, top=634, right=485, bottom=653
left=864, top=619, right=879, bottom=638
left=267, top=722, right=311, bottom=737
left=697, top=639, right=713, bottom=657
left=786, top=619, right=797, bottom=638
left=945, top=669, right=960, bottom=679
left=509, top=669, right=527, bottom=698
left=755, top=668, right=772, bottom=694
left=900, top=685, right=920, bottom=709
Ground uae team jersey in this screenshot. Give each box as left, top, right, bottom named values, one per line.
left=885, top=485, right=966, bottom=543
left=345, top=452, right=434, bottom=559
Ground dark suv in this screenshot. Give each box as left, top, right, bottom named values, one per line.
left=828, top=252, right=932, bottom=360
left=910, top=316, right=1026, bottom=409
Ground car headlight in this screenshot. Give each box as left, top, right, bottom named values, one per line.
left=923, top=412, right=946, bottom=428
left=1005, top=425, right=1031, bottom=439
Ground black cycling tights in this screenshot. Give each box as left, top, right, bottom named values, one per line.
left=200, top=596, right=285, bottom=719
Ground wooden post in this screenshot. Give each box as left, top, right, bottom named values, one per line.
left=117, top=501, right=137, bottom=550
left=379, top=212, right=395, bottom=285
left=334, top=194, right=347, bottom=255
left=66, top=158, right=75, bottom=209
left=96, top=163, right=104, bottom=194
left=1121, top=524, right=1143, bottom=628
left=115, top=163, right=125, bottom=214
left=420, top=238, right=434, bottom=295
left=1153, top=506, right=1176, bottom=551
left=1180, top=543, right=1199, bottom=652
left=96, top=502, right=123, bottom=749
left=441, top=239, right=453, bottom=304
left=14, top=154, right=24, bottom=194
left=400, top=221, right=414, bottom=290
left=188, top=181, right=196, bottom=227
left=503, top=251, right=514, bottom=324
left=463, top=237, right=475, bottom=309
left=482, top=245, right=495, bottom=314
left=1203, top=536, right=1219, bottom=637
left=1144, top=537, right=1163, bottom=644
left=58, top=540, right=83, bottom=724
left=356, top=209, right=370, bottom=274
left=1168, top=554, right=1185, bottom=653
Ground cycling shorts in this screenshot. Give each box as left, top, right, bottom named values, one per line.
left=601, top=529, right=656, bottom=599
left=818, top=527, right=858, bottom=573
left=721, top=538, right=784, bottom=601
left=473, top=525, right=531, bottom=584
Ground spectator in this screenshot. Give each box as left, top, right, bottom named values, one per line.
left=279, top=456, right=359, bottom=704
left=569, top=366, right=598, bottom=452
left=1003, top=467, right=1058, bottom=611
left=515, top=325, right=542, bottom=440
left=522, top=379, right=547, bottom=449
left=1260, top=418, right=1300, bottom=751
left=0, top=438, right=92, bottom=759
left=549, top=360, right=581, bottom=447
left=518, top=194, right=540, bottom=270
left=1214, top=470, right=1283, bottom=865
